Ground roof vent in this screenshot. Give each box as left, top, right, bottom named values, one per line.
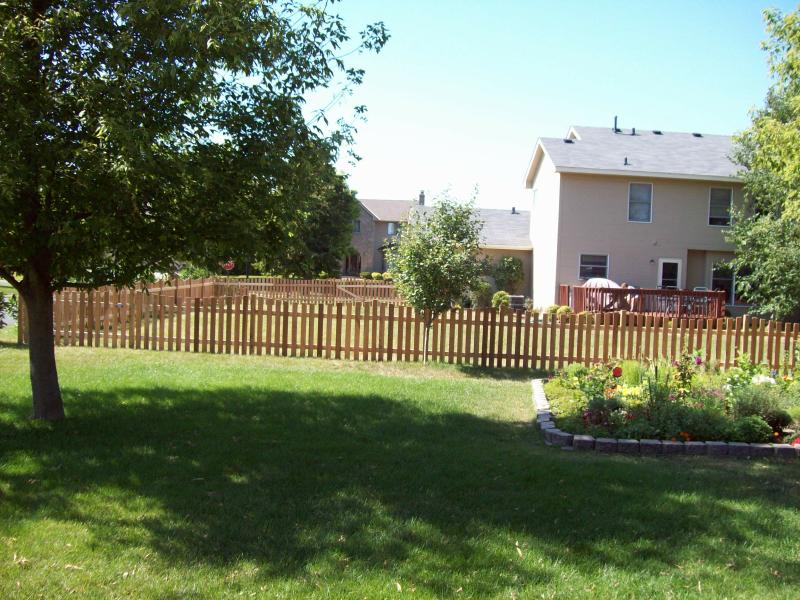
left=653, top=130, right=663, bottom=135
left=631, top=127, right=636, bottom=135
left=563, top=138, right=574, bottom=144
left=511, top=206, right=517, bottom=214
left=692, top=132, right=702, bottom=137
left=624, top=157, right=630, bottom=166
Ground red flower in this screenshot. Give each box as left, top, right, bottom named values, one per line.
left=612, top=366, right=622, bottom=378
left=791, top=438, right=800, bottom=447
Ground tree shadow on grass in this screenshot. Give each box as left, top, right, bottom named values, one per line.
left=0, top=385, right=799, bottom=595
left=454, top=365, right=547, bottom=381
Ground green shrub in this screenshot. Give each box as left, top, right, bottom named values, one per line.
left=556, top=305, right=573, bottom=317
left=731, top=384, right=785, bottom=422
left=492, top=256, right=524, bottom=293
left=382, top=272, right=393, bottom=281
left=318, top=271, right=329, bottom=279
left=730, top=415, right=773, bottom=443
left=467, top=281, right=493, bottom=308
left=620, top=360, right=647, bottom=386
left=545, top=304, right=560, bottom=315
left=523, top=297, right=534, bottom=311
left=563, top=363, right=589, bottom=380
left=491, top=290, right=510, bottom=308
left=371, top=272, right=383, bottom=280
left=359, top=272, right=371, bottom=279
left=616, top=418, right=659, bottom=440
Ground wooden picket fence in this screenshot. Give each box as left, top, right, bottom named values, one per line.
left=67, top=277, right=400, bottom=304
left=16, top=290, right=800, bottom=372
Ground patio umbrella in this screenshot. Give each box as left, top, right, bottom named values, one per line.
left=582, top=277, right=620, bottom=289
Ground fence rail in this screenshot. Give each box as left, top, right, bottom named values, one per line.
left=61, top=277, right=401, bottom=303
left=16, top=290, right=800, bottom=372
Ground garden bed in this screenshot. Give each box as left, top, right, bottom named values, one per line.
left=539, top=352, right=800, bottom=458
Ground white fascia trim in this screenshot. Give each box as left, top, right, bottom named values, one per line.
left=481, top=244, right=534, bottom=251
left=555, top=166, right=742, bottom=183
left=524, top=141, right=552, bottom=189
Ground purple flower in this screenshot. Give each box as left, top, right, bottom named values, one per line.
left=695, top=356, right=703, bottom=366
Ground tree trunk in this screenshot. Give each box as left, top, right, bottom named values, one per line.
left=24, top=283, right=64, bottom=420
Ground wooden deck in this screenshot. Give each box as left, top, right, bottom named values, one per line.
left=559, top=285, right=727, bottom=318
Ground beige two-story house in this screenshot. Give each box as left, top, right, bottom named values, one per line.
left=524, top=125, right=745, bottom=311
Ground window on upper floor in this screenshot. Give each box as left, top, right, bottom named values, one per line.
left=628, top=183, right=652, bottom=223
left=387, top=222, right=398, bottom=235
left=709, top=188, right=733, bottom=226
left=353, top=219, right=361, bottom=233
left=579, top=254, right=609, bottom=280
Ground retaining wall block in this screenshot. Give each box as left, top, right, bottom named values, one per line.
left=773, top=444, right=797, bottom=458
left=748, top=443, right=774, bottom=458
left=640, top=439, right=663, bottom=455
left=661, top=440, right=685, bottom=455
left=539, top=421, right=556, bottom=430
left=685, top=441, right=707, bottom=455
left=706, top=441, right=729, bottom=456
left=726, top=442, right=751, bottom=458
left=572, top=435, right=595, bottom=451
left=595, top=438, right=618, bottom=453
left=617, top=439, right=640, bottom=454
left=551, top=430, right=574, bottom=447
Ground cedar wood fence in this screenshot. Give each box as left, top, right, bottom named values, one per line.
left=76, top=277, right=400, bottom=303
left=16, top=285, right=800, bottom=372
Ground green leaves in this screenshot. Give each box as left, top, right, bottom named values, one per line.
left=729, top=8, right=800, bottom=319
left=0, top=0, right=388, bottom=291
left=386, top=194, right=483, bottom=325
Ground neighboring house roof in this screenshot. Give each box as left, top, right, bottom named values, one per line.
left=525, top=125, right=740, bottom=187
left=412, top=205, right=532, bottom=250
left=359, top=198, right=413, bottom=222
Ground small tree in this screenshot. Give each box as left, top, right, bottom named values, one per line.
left=385, top=196, right=483, bottom=362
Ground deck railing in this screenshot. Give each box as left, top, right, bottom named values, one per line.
left=559, top=285, right=727, bottom=318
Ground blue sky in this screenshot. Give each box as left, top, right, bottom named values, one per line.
left=308, top=0, right=796, bottom=209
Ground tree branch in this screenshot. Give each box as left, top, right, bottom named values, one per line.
left=0, top=265, right=23, bottom=292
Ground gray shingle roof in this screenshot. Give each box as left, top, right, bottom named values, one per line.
left=539, top=126, right=739, bottom=181
left=412, top=205, right=531, bottom=249
left=359, top=198, right=413, bottom=222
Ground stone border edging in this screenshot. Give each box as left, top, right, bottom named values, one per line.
left=532, top=379, right=799, bottom=460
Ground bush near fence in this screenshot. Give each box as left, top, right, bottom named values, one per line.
left=16, top=289, right=800, bottom=372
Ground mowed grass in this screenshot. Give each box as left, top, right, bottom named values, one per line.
left=0, top=333, right=799, bottom=598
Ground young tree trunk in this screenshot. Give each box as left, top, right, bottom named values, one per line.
left=423, top=322, right=430, bottom=363
left=24, top=282, right=64, bottom=420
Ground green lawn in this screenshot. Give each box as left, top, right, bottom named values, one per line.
left=1, top=336, right=799, bottom=598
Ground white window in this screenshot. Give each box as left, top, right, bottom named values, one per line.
left=709, top=188, right=732, bottom=226
left=628, top=183, right=652, bottom=223
left=387, top=222, right=398, bottom=235
left=579, top=254, right=608, bottom=279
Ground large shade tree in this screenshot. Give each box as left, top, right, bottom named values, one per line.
left=0, top=0, right=387, bottom=419
left=729, top=8, right=800, bottom=319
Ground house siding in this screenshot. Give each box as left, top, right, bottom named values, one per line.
left=554, top=174, right=742, bottom=296
left=481, top=248, right=533, bottom=296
